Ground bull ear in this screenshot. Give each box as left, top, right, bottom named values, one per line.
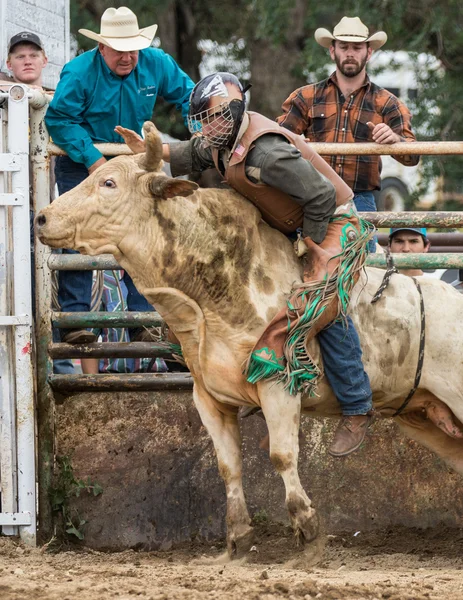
left=149, top=176, right=199, bottom=199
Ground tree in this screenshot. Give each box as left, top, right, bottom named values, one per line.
left=70, top=0, right=463, bottom=202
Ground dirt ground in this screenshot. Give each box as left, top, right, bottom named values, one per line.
left=2, top=524, right=463, bottom=600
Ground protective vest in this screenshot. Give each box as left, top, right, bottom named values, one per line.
left=212, top=111, right=353, bottom=234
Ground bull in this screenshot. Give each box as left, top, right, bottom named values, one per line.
left=36, top=123, right=463, bottom=564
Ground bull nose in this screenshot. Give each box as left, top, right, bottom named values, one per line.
left=36, top=214, right=46, bottom=227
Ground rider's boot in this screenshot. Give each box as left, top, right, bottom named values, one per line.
left=328, top=411, right=376, bottom=457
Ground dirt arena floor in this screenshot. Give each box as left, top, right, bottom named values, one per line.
left=2, top=523, right=463, bottom=600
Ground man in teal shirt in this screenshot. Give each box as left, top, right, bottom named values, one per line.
left=45, top=6, right=194, bottom=346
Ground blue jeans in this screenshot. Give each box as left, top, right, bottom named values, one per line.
left=353, top=191, right=377, bottom=253
left=318, top=316, right=373, bottom=416
left=52, top=327, right=74, bottom=374
left=55, top=157, right=153, bottom=339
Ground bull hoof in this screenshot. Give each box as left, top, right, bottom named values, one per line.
left=227, top=525, right=254, bottom=559
left=286, top=533, right=327, bottom=569
left=293, top=509, right=320, bottom=547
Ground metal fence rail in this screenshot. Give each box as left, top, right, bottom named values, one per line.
left=52, top=310, right=162, bottom=328
left=49, top=373, right=193, bottom=393
left=47, top=140, right=463, bottom=157
left=49, top=341, right=175, bottom=359
left=49, top=250, right=463, bottom=272
left=308, top=141, right=463, bottom=155
left=362, top=211, right=463, bottom=228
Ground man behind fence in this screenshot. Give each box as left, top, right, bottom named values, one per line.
left=277, top=16, right=420, bottom=252
left=45, top=6, right=194, bottom=345
left=5, top=32, right=48, bottom=88
left=388, top=227, right=430, bottom=277
left=3, top=32, right=74, bottom=375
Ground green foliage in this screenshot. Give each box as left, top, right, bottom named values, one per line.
left=152, top=98, right=190, bottom=141
left=252, top=509, right=269, bottom=524
left=50, top=455, right=103, bottom=540
left=252, top=0, right=294, bottom=44
left=69, top=0, right=463, bottom=195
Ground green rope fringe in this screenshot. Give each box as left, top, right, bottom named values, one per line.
left=280, top=211, right=374, bottom=395
left=165, top=342, right=187, bottom=366
left=245, top=346, right=285, bottom=385
left=168, top=343, right=183, bottom=357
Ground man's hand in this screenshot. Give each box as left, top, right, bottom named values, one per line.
left=367, top=122, right=401, bottom=144
left=88, top=157, right=107, bottom=174
left=114, top=126, right=146, bottom=154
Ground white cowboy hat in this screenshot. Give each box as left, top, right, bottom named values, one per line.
left=79, top=6, right=158, bottom=52
left=315, top=16, right=387, bottom=51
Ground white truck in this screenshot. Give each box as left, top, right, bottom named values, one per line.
left=369, top=50, right=441, bottom=211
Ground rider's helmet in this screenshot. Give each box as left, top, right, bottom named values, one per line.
left=187, top=72, right=247, bottom=148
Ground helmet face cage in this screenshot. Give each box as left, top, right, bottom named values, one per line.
left=188, top=101, right=235, bottom=147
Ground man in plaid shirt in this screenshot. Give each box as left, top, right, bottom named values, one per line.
left=278, top=16, right=419, bottom=252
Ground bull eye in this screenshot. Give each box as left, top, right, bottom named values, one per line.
left=101, top=179, right=116, bottom=188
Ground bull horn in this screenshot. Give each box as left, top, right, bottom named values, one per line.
left=140, top=121, right=163, bottom=172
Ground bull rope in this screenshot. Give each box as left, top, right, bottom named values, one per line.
left=370, top=260, right=426, bottom=416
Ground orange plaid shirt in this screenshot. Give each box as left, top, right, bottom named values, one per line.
left=277, top=73, right=419, bottom=192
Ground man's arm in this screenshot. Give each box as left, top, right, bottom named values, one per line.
left=168, top=138, right=215, bottom=176
left=276, top=87, right=311, bottom=137
left=44, top=66, right=103, bottom=170
left=375, top=96, right=420, bottom=167
left=247, top=134, right=336, bottom=243
left=88, top=157, right=107, bottom=174
left=158, top=51, right=195, bottom=126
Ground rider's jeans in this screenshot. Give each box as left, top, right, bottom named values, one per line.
left=318, top=316, right=373, bottom=416
left=353, top=191, right=377, bottom=254
left=54, top=157, right=154, bottom=339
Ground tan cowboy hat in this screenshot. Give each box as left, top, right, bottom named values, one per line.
left=79, top=6, right=158, bottom=52
left=315, top=16, right=387, bottom=50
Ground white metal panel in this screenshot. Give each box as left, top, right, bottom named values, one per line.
left=0, top=153, right=21, bottom=171
left=8, top=86, right=36, bottom=546
left=0, top=100, right=18, bottom=537
left=0, top=511, right=31, bottom=525
left=0, top=0, right=6, bottom=78
left=0, top=315, right=32, bottom=325
left=0, top=193, right=24, bottom=205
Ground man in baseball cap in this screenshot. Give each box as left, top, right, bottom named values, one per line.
left=8, top=32, right=44, bottom=53
left=388, top=227, right=430, bottom=276
left=6, top=31, right=47, bottom=87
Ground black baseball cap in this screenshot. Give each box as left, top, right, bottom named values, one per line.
left=8, top=32, right=44, bottom=53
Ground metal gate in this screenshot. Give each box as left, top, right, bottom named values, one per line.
left=2, top=85, right=463, bottom=546
left=0, top=85, right=37, bottom=544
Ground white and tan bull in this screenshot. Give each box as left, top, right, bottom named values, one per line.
left=37, top=124, right=463, bottom=563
